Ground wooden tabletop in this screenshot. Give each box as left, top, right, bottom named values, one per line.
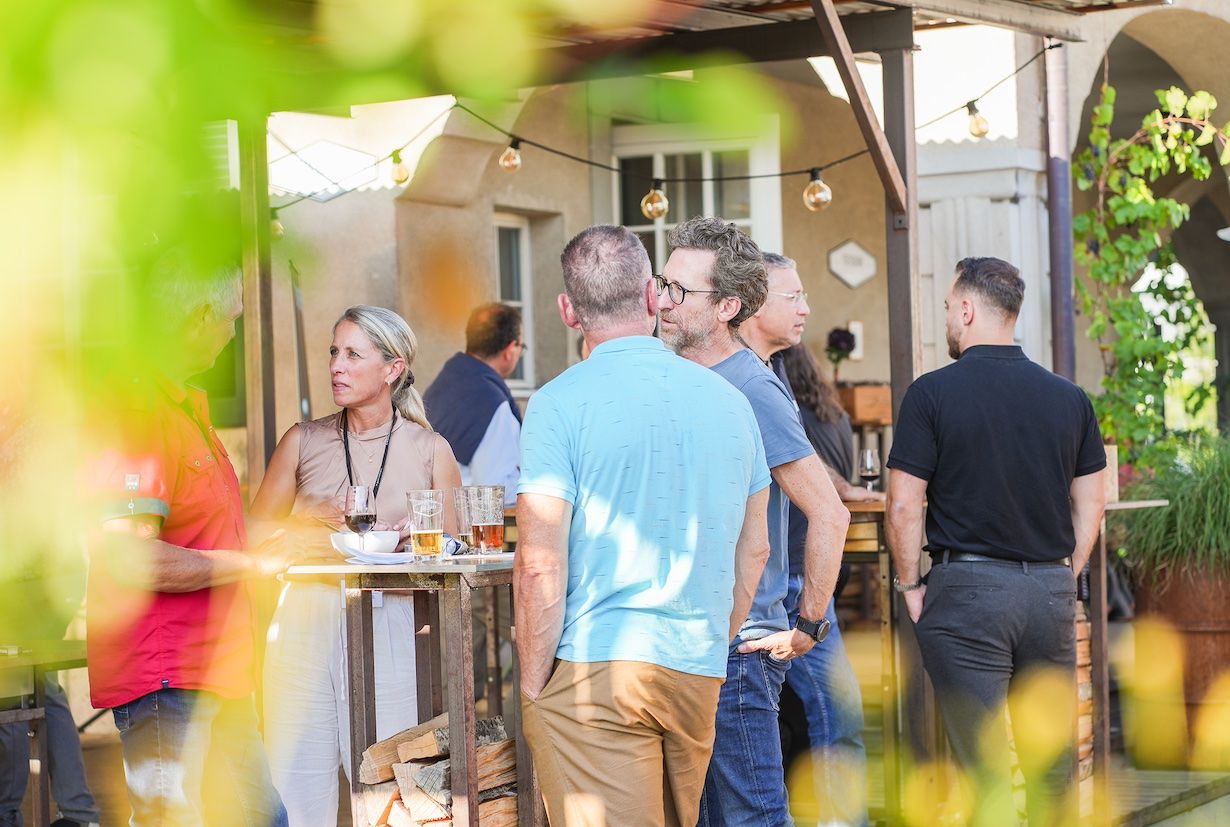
left=287, top=555, right=514, bottom=576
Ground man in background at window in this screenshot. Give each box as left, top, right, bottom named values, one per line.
left=741, top=251, right=879, bottom=827
left=659, top=217, right=850, bottom=827
left=424, top=303, right=524, bottom=508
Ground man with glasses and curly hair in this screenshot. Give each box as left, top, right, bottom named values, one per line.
left=659, top=216, right=850, bottom=826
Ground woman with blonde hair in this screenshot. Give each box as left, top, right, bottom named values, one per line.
left=252, top=305, right=461, bottom=826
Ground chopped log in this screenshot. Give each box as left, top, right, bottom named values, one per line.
left=404, top=787, right=450, bottom=823
left=413, top=740, right=517, bottom=809
left=360, top=781, right=399, bottom=826
left=392, top=760, right=436, bottom=803
left=385, top=800, right=416, bottom=827
left=395, top=716, right=507, bottom=763
left=477, top=795, right=518, bottom=826
left=359, top=713, right=448, bottom=784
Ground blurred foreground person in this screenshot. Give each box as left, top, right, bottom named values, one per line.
left=85, top=251, right=289, bottom=826
left=516, top=225, right=771, bottom=826
left=887, top=257, right=1106, bottom=827
left=252, top=305, right=460, bottom=827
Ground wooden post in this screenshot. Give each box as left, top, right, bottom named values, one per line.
left=346, top=583, right=377, bottom=827
left=236, top=117, right=277, bottom=486
left=1089, top=525, right=1111, bottom=820
left=880, top=46, right=922, bottom=418
left=1045, top=42, right=1077, bottom=380
left=881, top=41, right=929, bottom=825
left=414, top=591, right=438, bottom=722
left=809, top=0, right=908, bottom=216
left=443, top=574, right=479, bottom=827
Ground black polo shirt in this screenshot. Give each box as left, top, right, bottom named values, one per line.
left=887, top=345, right=1106, bottom=563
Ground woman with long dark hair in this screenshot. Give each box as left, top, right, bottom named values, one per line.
left=778, top=343, right=875, bottom=827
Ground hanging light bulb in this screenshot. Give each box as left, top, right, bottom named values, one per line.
left=498, top=138, right=522, bottom=172
left=802, top=168, right=833, bottom=212
left=390, top=149, right=410, bottom=185
left=640, top=179, right=669, bottom=222
left=966, top=101, right=990, bottom=139
left=270, top=208, right=285, bottom=241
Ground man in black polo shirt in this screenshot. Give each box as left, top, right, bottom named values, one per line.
left=885, top=256, right=1106, bottom=826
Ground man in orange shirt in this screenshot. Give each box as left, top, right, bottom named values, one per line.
left=87, top=250, right=294, bottom=826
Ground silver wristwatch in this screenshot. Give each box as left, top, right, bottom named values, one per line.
left=892, top=575, right=923, bottom=593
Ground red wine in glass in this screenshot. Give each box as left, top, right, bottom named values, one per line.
left=346, top=512, right=377, bottom=534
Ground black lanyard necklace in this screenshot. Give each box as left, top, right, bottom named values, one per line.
left=341, top=405, right=396, bottom=497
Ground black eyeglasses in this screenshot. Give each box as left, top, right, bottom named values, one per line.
left=653, top=274, right=720, bottom=305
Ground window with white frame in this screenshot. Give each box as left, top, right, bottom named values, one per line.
left=494, top=213, right=534, bottom=387
left=611, top=118, right=783, bottom=271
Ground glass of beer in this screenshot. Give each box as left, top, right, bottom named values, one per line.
left=467, top=485, right=506, bottom=552
left=453, top=486, right=473, bottom=548
left=407, top=489, right=445, bottom=559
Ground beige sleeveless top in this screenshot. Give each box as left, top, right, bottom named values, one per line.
left=293, top=411, right=442, bottom=526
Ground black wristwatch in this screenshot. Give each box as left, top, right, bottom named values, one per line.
left=794, top=615, right=831, bottom=644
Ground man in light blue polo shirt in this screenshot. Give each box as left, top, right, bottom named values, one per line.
left=515, top=224, right=772, bottom=827
left=659, top=216, right=850, bottom=827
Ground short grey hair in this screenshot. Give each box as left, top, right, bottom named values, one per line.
left=146, top=247, right=242, bottom=326
left=560, top=225, right=652, bottom=329
left=666, top=217, right=767, bottom=330
left=762, top=252, right=796, bottom=272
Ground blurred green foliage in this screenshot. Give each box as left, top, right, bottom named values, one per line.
left=0, top=1, right=801, bottom=643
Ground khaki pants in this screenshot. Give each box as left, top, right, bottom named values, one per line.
left=521, top=660, right=722, bottom=827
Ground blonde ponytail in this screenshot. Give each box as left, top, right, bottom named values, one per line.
left=334, top=305, right=432, bottom=430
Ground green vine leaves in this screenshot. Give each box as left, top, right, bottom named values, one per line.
left=1073, top=85, right=1230, bottom=459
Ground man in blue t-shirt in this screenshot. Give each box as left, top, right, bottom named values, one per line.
left=515, top=225, right=772, bottom=827
left=659, top=217, right=850, bottom=826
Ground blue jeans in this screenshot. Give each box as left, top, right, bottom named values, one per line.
left=784, top=574, right=868, bottom=827
left=698, top=648, right=793, bottom=827
left=112, top=689, right=287, bottom=827
left=0, top=676, right=100, bottom=827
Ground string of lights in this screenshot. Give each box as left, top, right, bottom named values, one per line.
left=270, top=42, right=1062, bottom=229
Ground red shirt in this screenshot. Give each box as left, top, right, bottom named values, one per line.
left=85, top=376, right=253, bottom=708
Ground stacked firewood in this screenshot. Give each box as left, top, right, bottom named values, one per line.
left=357, top=713, right=518, bottom=826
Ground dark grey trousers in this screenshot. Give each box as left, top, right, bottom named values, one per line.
left=915, top=557, right=1078, bottom=827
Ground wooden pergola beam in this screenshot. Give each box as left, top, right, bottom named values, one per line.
left=535, top=10, right=914, bottom=86
left=809, top=0, right=909, bottom=217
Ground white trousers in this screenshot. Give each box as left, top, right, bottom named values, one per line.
left=263, top=582, right=418, bottom=827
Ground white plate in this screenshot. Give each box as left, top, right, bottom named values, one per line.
left=331, top=531, right=401, bottom=557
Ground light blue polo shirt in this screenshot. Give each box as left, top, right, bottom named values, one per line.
left=711, top=348, right=816, bottom=640
left=518, top=335, right=771, bottom=679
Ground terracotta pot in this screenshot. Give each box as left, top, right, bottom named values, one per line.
left=1133, top=567, right=1230, bottom=768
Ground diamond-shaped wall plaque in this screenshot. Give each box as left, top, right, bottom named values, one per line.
left=828, top=240, right=876, bottom=289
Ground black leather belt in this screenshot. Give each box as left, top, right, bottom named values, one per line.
left=931, top=550, right=1072, bottom=568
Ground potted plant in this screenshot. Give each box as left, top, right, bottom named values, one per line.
left=824, top=326, right=855, bottom=384
left=1117, top=437, right=1230, bottom=770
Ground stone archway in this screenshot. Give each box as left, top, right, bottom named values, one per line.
left=1070, top=6, right=1230, bottom=423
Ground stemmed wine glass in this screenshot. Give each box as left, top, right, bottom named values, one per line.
left=858, top=448, right=881, bottom=492
left=345, top=485, right=377, bottom=554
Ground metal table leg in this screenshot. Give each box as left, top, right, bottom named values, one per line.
left=31, top=668, right=51, bottom=827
